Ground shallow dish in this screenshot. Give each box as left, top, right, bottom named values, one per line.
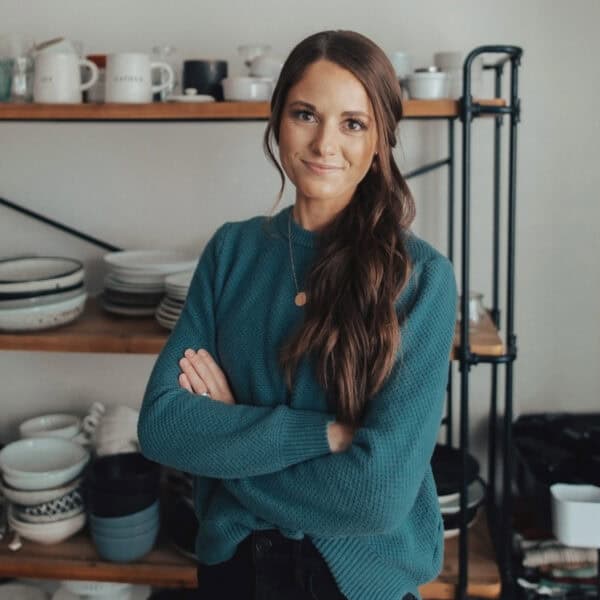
left=0, top=284, right=84, bottom=309
left=14, top=487, right=84, bottom=523
left=103, top=250, right=197, bottom=274
left=19, top=413, right=81, bottom=439
left=0, top=291, right=87, bottom=332
left=439, top=478, right=485, bottom=514
left=101, top=297, right=157, bottom=317
left=0, top=256, right=84, bottom=295
left=8, top=505, right=86, bottom=544
left=0, top=475, right=82, bottom=505
left=0, top=437, right=89, bottom=491
left=61, top=579, right=132, bottom=597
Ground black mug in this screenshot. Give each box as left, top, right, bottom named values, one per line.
left=182, top=59, right=228, bottom=101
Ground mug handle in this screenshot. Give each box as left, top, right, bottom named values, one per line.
left=79, top=59, right=99, bottom=92
left=150, top=61, right=174, bottom=94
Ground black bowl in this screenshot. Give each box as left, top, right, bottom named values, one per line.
left=83, top=480, right=158, bottom=518
left=431, top=444, right=480, bottom=496
left=86, top=453, right=161, bottom=495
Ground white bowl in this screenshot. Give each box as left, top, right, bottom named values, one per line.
left=222, top=76, right=272, bottom=101
left=439, top=478, right=485, bottom=514
left=0, top=475, right=82, bottom=506
left=61, top=579, right=132, bottom=597
left=19, top=413, right=81, bottom=439
left=0, top=291, right=87, bottom=332
left=405, top=72, right=449, bottom=99
left=8, top=505, right=86, bottom=544
left=248, top=54, right=283, bottom=79
left=551, top=483, right=600, bottom=548
left=0, top=437, right=89, bottom=490
left=0, top=256, right=84, bottom=295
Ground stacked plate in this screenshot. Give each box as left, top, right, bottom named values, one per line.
left=101, top=251, right=196, bottom=317
left=155, top=270, right=193, bottom=330
left=0, top=256, right=87, bottom=331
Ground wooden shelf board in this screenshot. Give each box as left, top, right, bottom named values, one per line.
left=0, top=511, right=500, bottom=595
left=0, top=298, right=166, bottom=354
left=420, top=511, right=501, bottom=599
left=0, top=530, right=196, bottom=588
left=0, top=99, right=506, bottom=121
left=0, top=297, right=504, bottom=357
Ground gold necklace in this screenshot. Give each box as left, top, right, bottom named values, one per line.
left=288, top=209, right=307, bottom=307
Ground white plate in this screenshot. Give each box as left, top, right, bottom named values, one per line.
left=161, top=296, right=185, bottom=309
left=0, top=286, right=84, bottom=310
left=156, top=314, right=177, bottom=330
left=156, top=303, right=181, bottom=318
left=104, top=275, right=165, bottom=294
left=165, top=270, right=194, bottom=290
left=439, top=478, right=485, bottom=514
left=0, top=257, right=84, bottom=295
left=101, top=299, right=157, bottom=317
left=103, top=250, right=197, bottom=274
left=0, top=476, right=82, bottom=506
left=167, top=93, right=215, bottom=103
left=0, top=583, right=49, bottom=600
left=0, top=292, right=86, bottom=332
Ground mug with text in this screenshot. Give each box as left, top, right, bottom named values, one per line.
left=105, top=53, right=174, bottom=103
left=33, top=53, right=99, bottom=103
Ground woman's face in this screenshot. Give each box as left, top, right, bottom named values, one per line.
left=278, top=59, right=378, bottom=214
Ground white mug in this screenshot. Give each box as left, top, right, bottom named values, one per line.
left=33, top=53, right=99, bottom=103
left=105, top=53, right=174, bottom=103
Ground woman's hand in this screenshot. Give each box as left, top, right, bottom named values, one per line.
left=178, top=348, right=236, bottom=405
left=327, top=422, right=357, bottom=453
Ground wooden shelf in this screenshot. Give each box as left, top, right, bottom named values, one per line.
left=0, top=297, right=505, bottom=356
left=0, top=99, right=506, bottom=121
left=420, top=511, right=501, bottom=599
left=0, top=297, right=504, bottom=357
left=0, top=529, right=196, bottom=588
left=0, top=511, right=500, bottom=596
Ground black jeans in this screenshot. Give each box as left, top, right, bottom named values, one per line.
left=196, top=528, right=347, bottom=599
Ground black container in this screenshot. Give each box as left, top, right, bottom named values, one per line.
left=84, top=481, right=158, bottom=517
left=182, top=60, right=228, bottom=101
left=431, top=444, right=480, bottom=496
left=86, top=453, right=161, bottom=495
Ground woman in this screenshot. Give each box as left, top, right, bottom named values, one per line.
left=138, top=30, right=457, bottom=600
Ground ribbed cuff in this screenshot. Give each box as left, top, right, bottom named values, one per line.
left=279, top=408, right=333, bottom=467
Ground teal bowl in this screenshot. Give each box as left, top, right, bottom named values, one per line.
left=89, top=500, right=159, bottom=529
left=92, top=526, right=158, bottom=562
left=90, top=516, right=159, bottom=538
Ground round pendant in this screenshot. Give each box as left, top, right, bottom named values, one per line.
left=294, top=291, right=307, bottom=307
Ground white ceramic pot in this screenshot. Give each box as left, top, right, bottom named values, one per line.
left=221, top=76, right=272, bottom=101
left=405, top=72, right=449, bottom=99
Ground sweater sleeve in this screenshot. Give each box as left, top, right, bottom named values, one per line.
left=221, top=256, right=457, bottom=537
left=137, top=224, right=333, bottom=479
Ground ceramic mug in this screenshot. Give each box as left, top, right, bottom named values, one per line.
left=33, top=53, right=99, bottom=103
left=105, top=53, right=173, bottom=103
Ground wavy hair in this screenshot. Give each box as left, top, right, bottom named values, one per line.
left=265, top=30, right=415, bottom=425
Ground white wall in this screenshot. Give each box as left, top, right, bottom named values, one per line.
left=1, top=1, right=599, bottom=472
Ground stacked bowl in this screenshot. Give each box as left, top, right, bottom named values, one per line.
left=84, top=453, right=161, bottom=562
left=0, top=437, right=89, bottom=544
left=0, top=256, right=87, bottom=331
left=101, top=250, right=196, bottom=317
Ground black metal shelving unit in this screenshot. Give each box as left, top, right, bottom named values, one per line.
left=0, top=44, right=523, bottom=600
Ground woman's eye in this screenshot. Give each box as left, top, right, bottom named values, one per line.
left=346, top=118, right=366, bottom=132
left=293, top=110, right=315, bottom=122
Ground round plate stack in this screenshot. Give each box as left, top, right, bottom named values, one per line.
left=155, top=270, right=193, bottom=330
left=0, top=256, right=87, bottom=332
left=431, top=443, right=485, bottom=538
left=101, top=251, right=196, bottom=317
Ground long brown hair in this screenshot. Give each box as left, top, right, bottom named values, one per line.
left=265, top=30, right=415, bottom=425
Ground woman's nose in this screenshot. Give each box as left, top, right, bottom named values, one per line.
left=309, top=122, right=338, bottom=157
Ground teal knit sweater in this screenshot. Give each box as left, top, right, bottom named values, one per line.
left=138, top=205, right=457, bottom=600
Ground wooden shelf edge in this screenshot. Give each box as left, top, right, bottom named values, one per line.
left=0, top=98, right=506, bottom=121
left=0, top=298, right=505, bottom=358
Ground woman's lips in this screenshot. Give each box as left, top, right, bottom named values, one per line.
left=301, top=160, right=344, bottom=174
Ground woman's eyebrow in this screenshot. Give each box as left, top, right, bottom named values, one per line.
left=288, top=100, right=372, bottom=120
